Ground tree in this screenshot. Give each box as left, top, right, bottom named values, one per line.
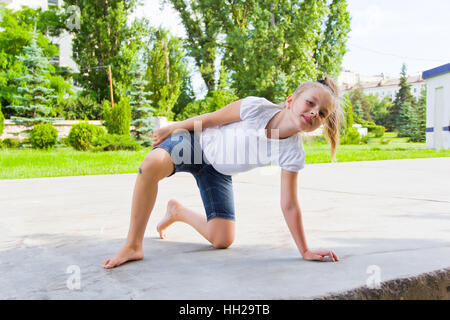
left=222, top=0, right=328, bottom=101
left=63, top=0, right=150, bottom=103
left=408, top=86, right=426, bottom=142
left=47, top=73, right=76, bottom=118
left=340, top=93, right=353, bottom=134
left=0, top=6, right=59, bottom=118
left=167, top=0, right=351, bottom=101
left=5, top=33, right=58, bottom=138
left=347, top=89, right=377, bottom=123
left=175, top=59, right=235, bottom=120
left=390, top=63, right=416, bottom=136
left=176, top=63, right=238, bottom=120
left=172, top=76, right=196, bottom=119
left=102, top=97, right=131, bottom=136
left=314, top=0, right=351, bottom=78
left=126, top=61, right=154, bottom=146
left=371, top=96, right=392, bottom=129
left=164, top=0, right=224, bottom=92
left=144, top=27, right=190, bottom=120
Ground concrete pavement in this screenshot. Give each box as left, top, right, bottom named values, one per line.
left=0, top=157, right=449, bottom=299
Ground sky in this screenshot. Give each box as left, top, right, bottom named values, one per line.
left=132, top=0, right=450, bottom=96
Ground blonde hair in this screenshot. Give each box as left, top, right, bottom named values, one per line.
left=279, top=75, right=344, bottom=163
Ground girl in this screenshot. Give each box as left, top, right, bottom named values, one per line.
left=102, top=76, right=343, bottom=269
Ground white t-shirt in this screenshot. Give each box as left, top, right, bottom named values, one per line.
left=199, top=96, right=306, bottom=176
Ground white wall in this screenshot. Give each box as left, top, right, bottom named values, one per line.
left=361, top=82, right=425, bottom=101
left=425, top=72, right=450, bottom=150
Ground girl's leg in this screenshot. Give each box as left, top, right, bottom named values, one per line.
left=157, top=199, right=235, bottom=249
left=102, top=148, right=175, bottom=269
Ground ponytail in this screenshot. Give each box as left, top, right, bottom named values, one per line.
left=319, top=76, right=344, bottom=163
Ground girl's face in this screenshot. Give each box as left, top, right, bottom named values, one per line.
left=286, top=86, right=333, bottom=132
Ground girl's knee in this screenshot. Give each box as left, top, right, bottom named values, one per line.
left=208, top=218, right=235, bottom=249
left=212, top=237, right=234, bottom=249
left=140, top=149, right=174, bottom=180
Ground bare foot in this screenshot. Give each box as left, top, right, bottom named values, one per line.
left=156, top=199, right=181, bottom=239
left=102, top=246, right=144, bottom=269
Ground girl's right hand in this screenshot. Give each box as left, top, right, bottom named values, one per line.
left=302, top=249, right=339, bottom=262
left=151, top=126, right=174, bottom=147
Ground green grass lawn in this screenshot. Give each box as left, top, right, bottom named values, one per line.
left=303, top=132, right=450, bottom=163
left=1, top=132, right=449, bottom=179
left=0, top=147, right=151, bottom=180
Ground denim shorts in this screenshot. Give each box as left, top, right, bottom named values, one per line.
left=153, top=130, right=235, bottom=222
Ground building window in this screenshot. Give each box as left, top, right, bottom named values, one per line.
left=48, top=0, right=58, bottom=6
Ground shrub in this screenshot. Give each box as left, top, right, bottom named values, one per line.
left=91, top=133, right=143, bottom=152
left=102, top=98, right=131, bottom=135
left=373, top=125, right=385, bottom=138
left=0, top=102, right=4, bottom=136
left=408, top=129, right=425, bottom=143
left=59, top=136, right=69, bottom=146
left=67, top=122, right=106, bottom=151
left=360, top=135, right=370, bottom=144
left=29, top=123, right=58, bottom=149
left=2, top=138, right=21, bottom=148
left=341, top=127, right=361, bottom=145
left=64, top=94, right=103, bottom=120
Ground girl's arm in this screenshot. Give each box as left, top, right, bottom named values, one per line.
left=151, top=99, right=243, bottom=147
left=280, top=169, right=339, bottom=262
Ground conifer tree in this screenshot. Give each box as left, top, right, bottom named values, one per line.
left=408, top=86, right=426, bottom=142
left=5, top=33, right=58, bottom=138
left=126, top=61, right=155, bottom=147
left=391, top=64, right=415, bottom=136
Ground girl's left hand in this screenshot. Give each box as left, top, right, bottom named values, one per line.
left=151, top=126, right=174, bottom=147
left=302, top=249, right=339, bottom=262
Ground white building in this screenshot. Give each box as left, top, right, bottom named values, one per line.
left=1, top=0, right=78, bottom=72
left=339, top=70, right=426, bottom=101
left=422, top=63, right=450, bottom=150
